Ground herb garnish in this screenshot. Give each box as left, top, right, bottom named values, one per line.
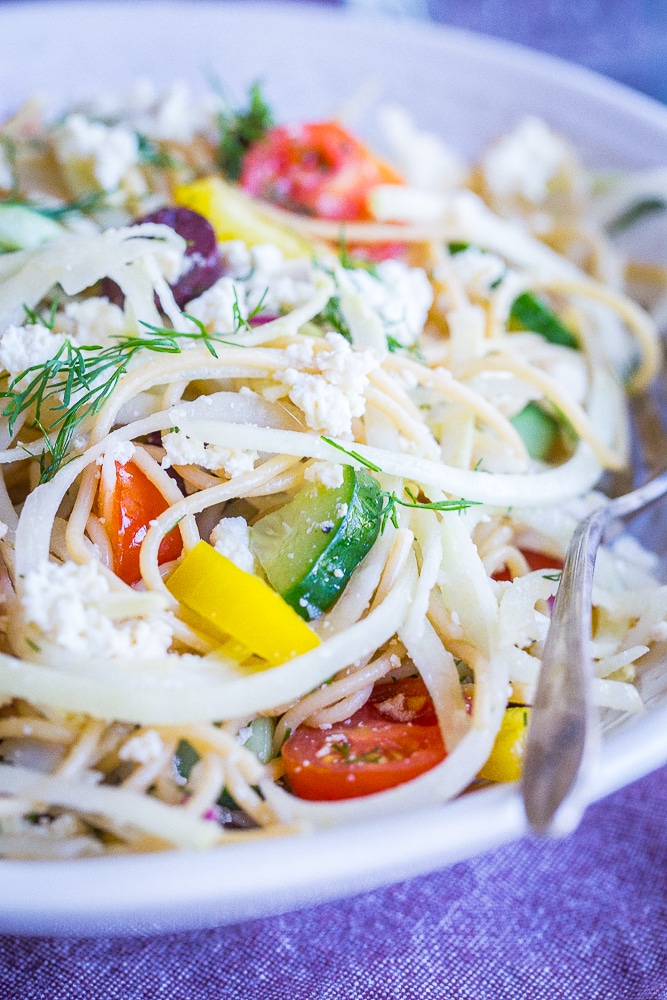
left=379, top=486, right=476, bottom=531
left=319, top=436, right=477, bottom=529
left=136, top=133, right=176, bottom=170
left=331, top=740, right=385, bottom=765
left=215, top=82, right=274, bottom=181
left=0, top=315, right=239, bottom=483
left=1, top=191, right=106, bottom=219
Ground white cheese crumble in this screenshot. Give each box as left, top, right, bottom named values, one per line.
left=118, top=729, right=165, bottom=764
left=185, top=241, right=317, bottom=322
left=210, top=516, right=256, bottom=574
left=184, top=276, right=244, bottom=332
left=83, top=80, right=215, bottom=144
left=0, top=323, right=69, bottom=377
left=378, top=104, right=467, bottom=191
left=97, top=440, right=136, bottom=494
left=272, top=333, right=377, bottom=437
left=21, top=560, right=174, bottom=659
left=161, top=430, right=257, bottom=478
left=53, top=114, right=140, bottom=192
left=304, top=462, right=345, bottom=489
left=56, top=297, right=126, bottom=346
left=482, top=116, right=573, bottom=203
left=340, top=260, right=433, bottom=348
left=449, top=248, right=507, bottom=297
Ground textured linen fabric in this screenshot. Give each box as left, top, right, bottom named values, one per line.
left=0, top=765, right=666, bottom=999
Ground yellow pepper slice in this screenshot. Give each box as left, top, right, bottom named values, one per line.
left=167, top=541, right=320, bottom=666
left=478, top=706, right=532, bottom=783
left=173, top=177, right=314, bottom=259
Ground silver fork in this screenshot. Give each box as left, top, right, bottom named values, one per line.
left=521, top=467, right=667, bottom=836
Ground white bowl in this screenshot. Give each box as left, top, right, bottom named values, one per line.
left=1, top=0, right=667, bottom=936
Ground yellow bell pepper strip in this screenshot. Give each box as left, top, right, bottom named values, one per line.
left=166, top=540, right=320, bottom=666
left=173, top=177, right=314, bottom=259
left=478, top=706, right=532, bottom=783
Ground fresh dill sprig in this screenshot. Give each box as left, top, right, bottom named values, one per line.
left=320, top=436, right=382, bottom=472
left=331, top=740, right=384, bottom=765
left=214, top=81, right=274, bottom=182
left=379, top=486, right=477, bottom=531
left=0, top=317, right=242, bottom=483
left=136, top=133, right=176, bottom=170
left=1, top=191, right=106, bottom=219
left=23, top=298, right=59, bottom=332
left=337, top=231, right=379, bottom=277
left=231, top=287, right=269, bottom=332
left=318, top=436, right=478, bottom=530
left=315, top=295, right=352, bottom=343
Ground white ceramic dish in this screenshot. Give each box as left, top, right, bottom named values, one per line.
left=1, top=0, right=667, bottom=937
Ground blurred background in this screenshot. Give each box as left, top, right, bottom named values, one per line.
left=342, top=0, right=667, bottom=103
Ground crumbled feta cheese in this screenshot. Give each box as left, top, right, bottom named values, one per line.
left=187, top=241, right=316, bottom=322
left=304, top=462, right=345, bottom=489
left=162, top=430, right=257, bottom=478
left=482, top=117, right=572, bottom=203
left=450, top=248, right=507, bottom=296
left=219, top=240, right=252, bottom=276
left=135, top=82, right=212, bottom=143
left=273, top=333, right=377, bottom=437
left=97, top=439, right=136, bottom=493
left=245, top=244, right=315, bottom=313
left=341, top=260, right=433, bottom=348
left=118, top=729, right=165, bottom=764
left=378, top=104, right=467, bottom=191
left=237, top=725, right=253, bottom=746
left=0, top=323, right=69, bottom=377
left=21, top=560, right=173, bottom=659
left=57, top=298, right=126, bottom=346
left=53, top=114, right=139, bottom=192
left=184, top=277, right=244, bottom=331
left=210, top=516, right=256, bottom=574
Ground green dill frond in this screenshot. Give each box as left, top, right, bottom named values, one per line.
left=214, top=81, right=274, bottom=182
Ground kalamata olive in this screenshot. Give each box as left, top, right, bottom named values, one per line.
left=138, top=206, right=224, bottom=308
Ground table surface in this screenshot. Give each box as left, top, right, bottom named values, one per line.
left=1, top=1, right=667, bottom=997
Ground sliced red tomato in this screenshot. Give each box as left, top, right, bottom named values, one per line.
left=240, top=121, right=403, bottom=222
left=493, top=548, right=564, bottom=583
left=281, top=677, right=446, bottom=801
left=99, top=461, right=183, bottom=586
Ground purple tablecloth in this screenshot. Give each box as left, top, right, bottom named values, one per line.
left=1, top=1, right=667, bottom=996
left=1, top=765, right=666, bottom=998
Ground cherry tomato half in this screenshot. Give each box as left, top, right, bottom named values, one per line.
left=281, top=677, right=445, bottom=801
left=99, top=461, right=183, bottom=586
left=240, top=121, right=403, bottom=222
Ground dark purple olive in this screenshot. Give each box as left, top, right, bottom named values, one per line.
left=138, top=206, right=224, bottom=308
left=101, top=206, right=224, bottom=310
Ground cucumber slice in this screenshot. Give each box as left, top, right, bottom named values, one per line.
left=508, top=292, right=578, bottom=349
left=510, top=401, right=561, bottom=461
left=0, top=204, right=64, bottom=252
left=250, top=465, right=383, bottom=620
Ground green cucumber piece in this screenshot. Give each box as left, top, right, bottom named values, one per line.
left=508, top=292, right=578, bottom=349
left=250, top=465, right=383, bottom=620
left=0, top=204, right=64, bottom=252
left=510, top=401, right=561, bottom=461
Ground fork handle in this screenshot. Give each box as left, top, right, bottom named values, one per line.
left=522, top=468, right=667, bottom=834
left=521, top=508, right=605, bottom=835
